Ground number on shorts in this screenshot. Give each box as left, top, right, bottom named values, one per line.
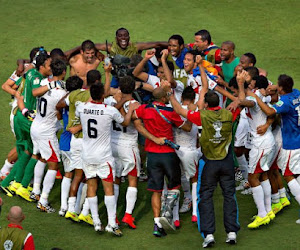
left=87, top=119, right=97, bottom=138
left=38, top=97, right=47, bottom=117
left=112, top=120, right=127, bottom=133
left=296, top=105, right=300, bottom=126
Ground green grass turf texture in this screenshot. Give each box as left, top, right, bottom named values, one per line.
left=0, top=0, right=300, bottom=249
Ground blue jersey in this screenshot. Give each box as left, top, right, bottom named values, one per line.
left=272, top=89, right=300, bottom=150
left=59, top=108, right=72, bottom=151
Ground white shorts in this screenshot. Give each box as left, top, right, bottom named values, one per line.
left=248, top=146, right=275, bottom=174
left=32, top=138, right=61, bottom=162
left=69, top=135, right=83, bottom=171
left=82, top=161, right=115, bottom=182
left=61, top=150, right=72, bottom=173
left=277, top=148, right=300, bottom=176
left=176, top=147, right=202, bottom=179
left=234, top=118, right=249, bottom=147
left=112, top=143, right=140, bottom=178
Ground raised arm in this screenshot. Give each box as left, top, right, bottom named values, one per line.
left=132, top=49, right=154, bottom=82
left=103, top=62, right=112, bottom=98
left=197, top=63, right=208, bottom=110
left=161, top=49, right=177, bottom=88
left=237, top=70, right=255, bottom=108
left=136, top=41, right=168, bottom=51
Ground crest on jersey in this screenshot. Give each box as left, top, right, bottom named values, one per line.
left=75, top=101, right=83, bottom=107
left=275, top=100, right=284, bottom=107
left=213, top=120, right=222, bottom=138
left=33, top=77, right=40, bottom=85
left=4, top=240, right=13, bottom=250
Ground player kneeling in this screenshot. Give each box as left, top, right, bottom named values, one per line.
left=75, top=82, right=139, bottom=235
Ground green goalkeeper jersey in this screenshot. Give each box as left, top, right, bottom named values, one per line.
left=15, top=68, right=45, bottom=111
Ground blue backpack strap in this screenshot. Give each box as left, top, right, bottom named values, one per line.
left=153, top=104, right=172, bottom=124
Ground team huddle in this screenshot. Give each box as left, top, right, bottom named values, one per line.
left=1, top=27, right=300, bottom=247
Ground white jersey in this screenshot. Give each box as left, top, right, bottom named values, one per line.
left=147, top=75, right=184, bottom=102
left=76, top=102, right=124, bottom=164
left=245, top=95, right=275, bottom=148
left=31, top=87, right=67, bottom=139
left=111, top=99, right=138, bottom=146
left=174, top=105, right=198, bottom=149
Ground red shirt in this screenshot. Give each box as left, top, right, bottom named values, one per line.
left=187, top=106, right=240, bottom=126
left=7, top=224, right=35, bottom=250
left=135, top=101, right=185, bottom=153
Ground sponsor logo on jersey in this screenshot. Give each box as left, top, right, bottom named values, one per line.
left=33, top=77, right=40, bottom=85
left=275, top=100, right=284, bottom=107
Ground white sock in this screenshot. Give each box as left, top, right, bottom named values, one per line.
left=173, top=197, right=179, bottom=221
left=68, top=196, right=76, bottom=213
left=33, top=161, right=46, bottom=194
left=79, top=183, right=87, bottom=212
left=61, top=177, right=71, bottom=210
left=192, top=182, right=198, bottom=216
left=162, top=179, right=168, bottom=197
left=75, top=182, right=85, bottom=214
left=181, top=175, right=191, bottom=200
left=154, top=217, right=162, bottom=228
left=114, top=184, right=119, bottom=203
left=105, top=195, right=116, bottom=227
left=125, top=187, right=137, bottom=214
left=81, top=198, right=90, bottom=216
left=297, top=176, right=300, bottom=185
left=271, top=192, right=280, bottom=204
left=88, top=196, right=101, bottom=225
left=1, top=159, right=13, bottom=175
left=40, top=170, right=57, bottom=206
left=261, top=180, right=272, bottom=213
left=279, top=187, right=287, bottom=198
left=288, top=179, right=300, bottom=205
left=252, top=185, right=267, bottom=218
left=236, top=155, right=248, bottom=181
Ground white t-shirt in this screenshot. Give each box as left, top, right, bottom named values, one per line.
left=147, top=75, right=184, bottom=103
left=245, top=95, right=275, bottom=148
left=76, top=102, right=124, bottom=164
left=31, top=87, right=67, bottom=139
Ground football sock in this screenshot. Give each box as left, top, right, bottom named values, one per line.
left=61, top=177, right=72, bottom=210
left=1, top=153, right=31, bottom=187
left=261, top=179, right=272, bottom=212
left=236, top=155, right=248, bottom=181
left=173, top=197, right=179, bottom=221
left=81, top=198, right=90, bottom=216
left=20, top=158, right=38, bottom=187
left=192, top=182, right=198, bottom=216
left=105, top=195, right=117, bottom=227
left=252, top=185, right=267, bottom=217
left=279, top=187, right=287, bottom=198
left=125, top=186, right=137, bottom=214
left=40, top=170, right=57, bottom=206
left=271, top=192, right=280, bottom=204
left=33, top=160, right=46, bottom=194
left=296, top=176, right=300, bottom=186
left=154, top=217, right=162, bottom=228
left=75, top=182, right=85, bottom=214
left=181, top=175, right=192, bottom=200
left=288, top=179, right=300, bottom=205
left=1, top=159, right=13, bottom=176
left=162, top=179, right=168, bottom=198
left=88, top=196, right=101, bottom=225
left=68, top=196, right=76, bottom=213
left=114, top=184, right=119, bottom=204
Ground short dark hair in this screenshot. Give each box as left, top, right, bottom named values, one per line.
left=182, top=86, right=195, bottom=101
left=50, top=48, right=66, bottom=61
left=87, top=70, right=101, bottom=86
left=278, top=74, right=293, bottom=93
left=35, top=53, right=50, bottom=70
left=185, top=50, right=201, bottom=62
left=90, top=82, right=104, bottom=100
left=29, top=47, right=40, bottom=62
left=194, top=30, right=211, bottom=44
left=168, top=34, right=184, bottom=46
left=119, top=76, right=135, bottom=94
left=66, top=76, right=83, bottom=92
left=50, top=59, right=66, bottom=76
left=244, top=53, right=256, bottom=66
left=81, top=40, right=96, bottom=52
left=204, top=90, right=219, bottom=107
left=116, top=27, right=129, bottom=36
left=158, top=61, right=175, bottom=73
left=245, top=66, right=259, bottom=80
left=222, top=41, right=235, bottom=50
left=229, top=76, right=248, bottom=90
left=255, top=76, right=269, bottom=89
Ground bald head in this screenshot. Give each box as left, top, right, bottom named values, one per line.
left=222, top=41, right=235, bottom=50
left=153, top=87, right=167, bottom=101
left=7, top=206, right=25, bottom=224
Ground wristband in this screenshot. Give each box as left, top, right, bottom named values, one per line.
left=22, top=108, right=29, bottom=116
